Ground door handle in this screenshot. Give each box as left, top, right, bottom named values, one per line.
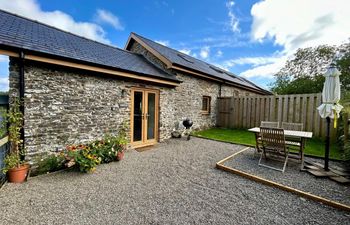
left=142, top=113, right=150, bottom=120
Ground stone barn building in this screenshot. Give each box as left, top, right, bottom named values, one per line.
left=0, top=10, right=270, bottom=157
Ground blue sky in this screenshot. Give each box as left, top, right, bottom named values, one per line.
left=0, top=0, right=349, bottom=91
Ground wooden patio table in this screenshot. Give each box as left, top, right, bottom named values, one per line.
left=248, top=127, right=313, bottom=170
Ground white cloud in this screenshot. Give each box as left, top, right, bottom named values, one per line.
left=226, top=1, right=240, bottom=33
left=216, top=50, right=223, bottom=57
left=239, top=57, right=287, bottom=78
left=224, top=56, right=279, bottom=67
left=179, top=49, right=191, bottom=55
left=251, top=0, right=350, bottom=52
left=218, top=54, right=289, bottom=78
left=95, top=9, right=124, bottom=30
left=0, top=0, right=111, bottom=44
left=155, top=40, right=170, bottom=46
left=200, top=46, right=210, bottom=59
left=238, top=0, right=350, bottom=79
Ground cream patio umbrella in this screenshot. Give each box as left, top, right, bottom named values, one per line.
left=317, top=64, right=343, bottom=171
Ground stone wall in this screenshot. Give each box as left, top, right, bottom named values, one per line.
left=129, top=41, right=259, bottom=128
left=9, top=43, right=261, bottom=156
left=9, top=59, right=177, bottom=156
left=221, top=84, right=255, bottom=97
left=129, top=41, right=170, bottom=71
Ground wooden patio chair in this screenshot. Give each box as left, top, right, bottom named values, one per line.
left=281, top=122, right=304, bottom=160
left=258, top=127, right=289, bottom=173
left=281, top=122, right=303, bottom=131
left=260, top=121, right=279, bottom=128
left=255, top=121, right=280, bottom=153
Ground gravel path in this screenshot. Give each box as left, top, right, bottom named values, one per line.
left=223, top=148, right=350, bottom=206
left=0, top=137, right=349, bottom=225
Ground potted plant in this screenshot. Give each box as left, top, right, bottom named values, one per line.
left=116, top=146, right=125, bottom=161
left=116, top=122, right=128, bottom=161
left=1, top=98, right=29, bottom=183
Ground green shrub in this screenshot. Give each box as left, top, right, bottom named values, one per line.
left=90, top=135, right=118, bottom=163
left=89, top=128, right=128, bottom=164
left=35, top=154, right=65, bottom=175
left=65, top=145, right=101, bottom=173
left=344, top=141, right=350, bottom=162
left=2, top=152, right=20, bottom=174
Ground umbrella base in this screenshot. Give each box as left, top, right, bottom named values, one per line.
left=304, top=160, right=350, bottom=184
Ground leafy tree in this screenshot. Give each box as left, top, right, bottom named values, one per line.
left=336, top=52, right=350, bottom=92
left=270, top=43, right=350, bottom=95
left=271, top=74, right=324, bottom=94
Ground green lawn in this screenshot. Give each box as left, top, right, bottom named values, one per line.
left=192, top=128, right=344, bottom=160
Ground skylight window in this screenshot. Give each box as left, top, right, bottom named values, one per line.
left=209, top=66, right=224, bottom=74
left=177, top=53, right=194, bottom=63
left=224, top=71, right=236, bottom=77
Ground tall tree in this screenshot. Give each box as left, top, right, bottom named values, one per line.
left=270, top=43, right=350, bottom=95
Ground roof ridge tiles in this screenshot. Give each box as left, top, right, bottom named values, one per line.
left=132, top=32, right=218, bottom=67
left=0, top=9, right=134, bottom=55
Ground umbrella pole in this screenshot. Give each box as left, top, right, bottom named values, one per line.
left=325, top=116, right=330, bottom=171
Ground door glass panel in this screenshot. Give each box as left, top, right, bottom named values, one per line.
left=147, top=93, right=156, bottom=140
left=133, top=91, right=143, bottom=142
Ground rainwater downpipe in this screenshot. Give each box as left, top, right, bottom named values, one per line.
left=19, top=51, right=25, bottom=160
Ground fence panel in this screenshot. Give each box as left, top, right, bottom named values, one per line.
left=217, top=93, right=330, bottom=138
left=0, top=136, right=9, bottom=187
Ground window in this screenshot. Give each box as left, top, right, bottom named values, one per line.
left=209, top=65, right=224, bottom=74
left=177, top=53, right=194, bottom=63
left=202, top=96, right=211, bottom=114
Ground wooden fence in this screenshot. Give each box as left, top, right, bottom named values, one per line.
left=0, top=136, right=9, bottom=187
left=217, top=93, right=336, bottom=139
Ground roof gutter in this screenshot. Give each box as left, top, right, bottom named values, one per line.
left=0, top=48, right=180, bottom=87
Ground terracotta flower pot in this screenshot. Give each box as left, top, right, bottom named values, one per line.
left=116, top=151, right=124, bottom=161
left=7, top=164, right=30, bottom=183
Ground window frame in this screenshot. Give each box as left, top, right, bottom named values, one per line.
left=201, top=96, right=211, bottom=114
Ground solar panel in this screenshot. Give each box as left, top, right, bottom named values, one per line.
left=209, top=65, right=224, bottom=74
left=177, top=53, right=194, bottom=63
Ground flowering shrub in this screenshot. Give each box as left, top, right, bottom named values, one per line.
left=65, top=144, right=101, bottom=173
left=61, top=130, right=127, bottom=173
left=34, top=123, right=129, bottom=174
left=90, top=135, right=118, bottom=164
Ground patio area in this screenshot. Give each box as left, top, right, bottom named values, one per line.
left=0, top=137, right=349, bottom=224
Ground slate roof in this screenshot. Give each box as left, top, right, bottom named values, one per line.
left=0, top=10, right=179, bottom=82
left=128, top=33, right=270, bottom=94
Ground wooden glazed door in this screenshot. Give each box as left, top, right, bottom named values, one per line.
left=131, top=88, right=159, bottom=147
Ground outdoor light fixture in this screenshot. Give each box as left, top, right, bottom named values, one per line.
left=121, top=89, right=127, bottom=97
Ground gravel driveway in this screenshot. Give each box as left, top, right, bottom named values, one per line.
left=0, top=137, right=349, bottom=225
